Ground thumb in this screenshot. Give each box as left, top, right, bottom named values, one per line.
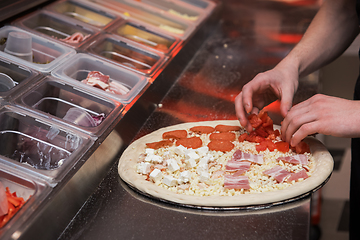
left=280, top=94, right=293, bottom=117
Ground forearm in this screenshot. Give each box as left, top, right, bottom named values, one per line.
left=278, top=0, right=359, bottom=77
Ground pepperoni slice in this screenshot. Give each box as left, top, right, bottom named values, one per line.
left=238, top=133, right=248, bottom=142
left=215, top=125, right=241, bottom=132
left=146, top=139, right=173, bottom=149
left=175, top=137, right=202, bottom=149
left=210, top=132, right=236, bottom=141
left=208, top=140, right=234, bottom=152
left=162, top=130, right=187, bottom=140
left=189, top=126, right=215, bottom=134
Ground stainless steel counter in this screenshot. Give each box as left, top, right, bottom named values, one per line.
left=56, top=1, right=321, bottom=240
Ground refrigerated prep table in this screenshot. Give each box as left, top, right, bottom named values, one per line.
left=0, top=0, right=323, bottom=239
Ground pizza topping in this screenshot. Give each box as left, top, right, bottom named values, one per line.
left=232, top=149, right=264, bottom=165
left=0, top=183, right=8, bottom=217
left=225, top=160, right=251, bottom=174
left=179, top=171, right=192, bottom=183
left=176, top=137, right=202, bottom=149
left=0, top=187, right=27, bottom=228
left=277, top=154, right=309, bottom=166
left=275, top=141, right=290, bottom=153
left=286, top=169, right=309, bottom=182
left=209, top=132, right=236, bottom=141
left=263, top=166, right=292, bottom=183
left=144, top=149, right=163, bottom=163
left=294, top=141, right=311, bottom=154
left=146, top=139, right=173, bottom=149
left=137, top=162, right=152, bottom=174
left=208, top=140, right=234, bottom=152
left=81, top=71, right=130, bottom=95
left=166, top=159, right=180, bottom=172
left=60, top=32, right=90, bottom=44
left=136, top=114, right=315, bottom=196
left=190, top=126, right=215, bottom=134
left=163, top=130, right=188, bottom=140
left=149, top=169, right=163, bottom=183
left=224, top=175, right=250, bottom=190
left=163, top=175, right=179, bottom=187
left=215, top=125, right=241, bottom=132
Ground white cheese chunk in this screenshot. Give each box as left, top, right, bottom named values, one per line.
left=149, top=169, right=163, bottom=182
left=167, top=159, right=180, bottom=172
left=145, top=148, right=155, bottom=155
left=163, top=175, right=178, bottom=186
left=202, top=153, right=214, bottom=162
left=180, top=171, right=191, bottom=183
left=174, top=145, right=188, bottom=156
left=185, top=158, right=197, bottom=168
left=199, top=171, right=210, bottom=182
left=145, top=154, right=163, bottom=164
left=186, top=150, right=200, bottom=161
left=136, top=162, right=151, bottom=174
left=196, top=146, right=209, bottom=156
left=197, top=157, right=210, bottom=173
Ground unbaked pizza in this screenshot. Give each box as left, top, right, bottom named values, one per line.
left=118, top=112, right=333, bottom=207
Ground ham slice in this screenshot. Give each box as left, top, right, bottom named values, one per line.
left=0, top=182, right=8, bottom=217
left=277, top=154, right=309, bottom=165
left=225, top=160, right=251, bottom=173
left=286, top=169, right=309, bottom=182
left=82, top=71, right=130, bottom=95
left=232, top=149, right=264, bottom=165
left=263, top=166, right=291, bottom=183
left=60, top=32, right=90, bottom=44
left=224, top=175, right=250, bottom=189
left=212, top=170, right=225, bottom=179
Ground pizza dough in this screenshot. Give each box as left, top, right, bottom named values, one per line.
left=118, top=120, right=333, bottom=207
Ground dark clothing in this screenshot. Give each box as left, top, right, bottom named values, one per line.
left=350, top=1, right=360, bottom=239
left=350, top=77, right=360, bottom=240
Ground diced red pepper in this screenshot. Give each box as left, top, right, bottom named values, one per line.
left=275, top=141, right=290, bottom=153
left=256, top=141, right=267, bottom=152
left=255, top=127, right=269, bottom=138
left=248, top=113, right=263, bottom=129
left=259, top=111, right=274, bottom=128
left=295, top=141, right=310, bottom=154
left=265, top=139, right=276, bottom=151
left=256, top=139, right=276, bottom=152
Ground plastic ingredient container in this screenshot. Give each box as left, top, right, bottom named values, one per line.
left=124, top=0, right=202, bottom=23
left=0, top=163, right=50, bottom=239
left=0, top=57, right=41, bottom=99
left=14, top=10, right=98, bottom=48
left=108, top=20, right=179, bottom=55
left=13, top=76, right=122, bottom=135
left=46, top=0, right=119, bottom=29
left=88, top=0, right=194, bottom=39
left=52, top=53, right=148, bottom=103
left=179, top=0, right=215, bottom=10
left=0, top=26, right=76, bottom=73
left=84, top=34, right=165, bottom=76
left=0, top=105, right=94, bottom=184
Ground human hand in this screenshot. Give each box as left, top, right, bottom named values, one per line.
left=281, top=94, right=360, bottom=146
left=235, top=65, right=299, bottom=132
